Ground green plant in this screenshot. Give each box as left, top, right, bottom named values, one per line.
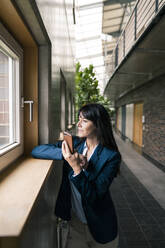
left=75, top=62, right=112, bottom=119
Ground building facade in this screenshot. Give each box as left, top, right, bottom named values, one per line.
left=104, top=0, right=165, bottom=169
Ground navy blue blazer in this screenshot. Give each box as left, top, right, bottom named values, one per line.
left=31, top=136, right=121, bottom=244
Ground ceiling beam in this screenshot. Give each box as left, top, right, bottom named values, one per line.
left=136, top=48, right=165, bottom=54
left=76, top=35, right=100, bottom=43
left=77, top=53, right=103, bottom=60
left=103, top=14, right=126, bottom=21
left=104, top=0, right=135, bottom=6
left=79, top=2, right=103, bottom=10
left=118, top=71, right=152, bottom=76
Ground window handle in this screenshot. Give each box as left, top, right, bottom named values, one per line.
left=21, top=97, right=34, bottom=122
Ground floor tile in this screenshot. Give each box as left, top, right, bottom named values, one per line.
left=149, top=240, right=165, bottom=248
left=140, top=224, right=165, bottom=241
left=122, top=232, right=149, bottom=246
left=134, top=213, right=157, bottom=225
left=117, top=208, right=134, bottom=218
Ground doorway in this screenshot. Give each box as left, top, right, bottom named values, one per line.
left=133, top=103, right=143, bottom=147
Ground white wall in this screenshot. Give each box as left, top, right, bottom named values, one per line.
left=126, top=104, right=134, bottom=141
left=118, top=107, right=122, bottom=132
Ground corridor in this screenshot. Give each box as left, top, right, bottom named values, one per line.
left=111, top=134, right=165, bottom=248
left=0, top=1, right=165, bottom=247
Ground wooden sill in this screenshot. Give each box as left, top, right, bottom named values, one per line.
left=0, top=156, right=53, bottom=237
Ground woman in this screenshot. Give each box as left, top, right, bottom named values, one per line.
left=32, top=103, right=121, bottom=248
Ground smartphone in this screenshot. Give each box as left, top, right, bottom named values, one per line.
left=63, top=131, right=74, bottom=154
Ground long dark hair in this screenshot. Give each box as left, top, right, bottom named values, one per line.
left=78, top=103, right=119, bottom=152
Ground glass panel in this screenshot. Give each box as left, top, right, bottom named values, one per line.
left=0, top=49, right=14, bottom=149
left=78, top=0, right=103, bottom=6
left=76, top=1, right=106, bottom=91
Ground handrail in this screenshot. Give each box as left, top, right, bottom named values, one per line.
left=106, top=0, right=165, bottom=81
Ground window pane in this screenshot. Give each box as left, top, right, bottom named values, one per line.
left=0, top=49, right=14, bottom=149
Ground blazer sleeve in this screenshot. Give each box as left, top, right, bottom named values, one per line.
left=69, top=151, right=121, bottom=206
left=31, top=136, right=82, bottom=160
left=31, top=140, right=63, bottom=160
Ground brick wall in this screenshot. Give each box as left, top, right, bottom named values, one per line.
left=115, top=75, right=165, bottom=167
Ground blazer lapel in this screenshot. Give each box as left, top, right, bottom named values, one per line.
left=73, top=139, right=108, bottom=181
left=85, top=144, right=105, bottom=180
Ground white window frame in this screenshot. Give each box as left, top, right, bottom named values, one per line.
left=0, top=22, right=23, bottom=171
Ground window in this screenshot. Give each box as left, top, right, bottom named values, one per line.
left=0, top=23, right=23, bottom=171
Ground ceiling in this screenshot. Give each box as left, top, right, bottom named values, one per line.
left=104, top=12, right=165, bottom=104
left=102, top=0, right=136, bottom=36
left=75, top=0, right=136, bottom=93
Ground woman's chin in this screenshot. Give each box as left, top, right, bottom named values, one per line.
left=77, top=133, right=83, bottom=138
left=77, top=131, right=85, bottom=138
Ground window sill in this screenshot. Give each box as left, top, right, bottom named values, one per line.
left=0, top=156, right=53, bottom=237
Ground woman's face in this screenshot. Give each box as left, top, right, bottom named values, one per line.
left=77, top=112, right=97, bottom=138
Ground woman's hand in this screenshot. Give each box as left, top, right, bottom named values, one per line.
left=62, top=141, right=88, bottom=175
left=79, top=154, right=88, bottom=170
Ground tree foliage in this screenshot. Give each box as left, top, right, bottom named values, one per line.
left=75, top=62, right=112, bottom=117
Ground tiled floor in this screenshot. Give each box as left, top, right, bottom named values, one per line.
left=111, top=161, right=165, bottom=248
left=114, top=133, right=165, bottom=210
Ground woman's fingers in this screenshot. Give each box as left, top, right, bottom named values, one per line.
left=74, top=152, right=79, bottom=158
left=62, top=141, right=67, bottom=155
left=79, top=154, right=88, bottom=169
left=79, top=154, right=87, bottom=163
left=62, top=141, right=71, bottom=159
left=64, top=141, right=69, bottom=152
left=62, top=143, right=86, bottom=171
left=79, top=154, right=86, bottom=160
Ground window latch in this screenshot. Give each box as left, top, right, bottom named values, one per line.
left=21, top=97, right=34, bottom=122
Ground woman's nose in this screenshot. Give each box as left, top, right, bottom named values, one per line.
left=77, top=120, right=81, bottom=127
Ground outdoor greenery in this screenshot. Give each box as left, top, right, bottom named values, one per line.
left=75, top=62, right=113, bottom=120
